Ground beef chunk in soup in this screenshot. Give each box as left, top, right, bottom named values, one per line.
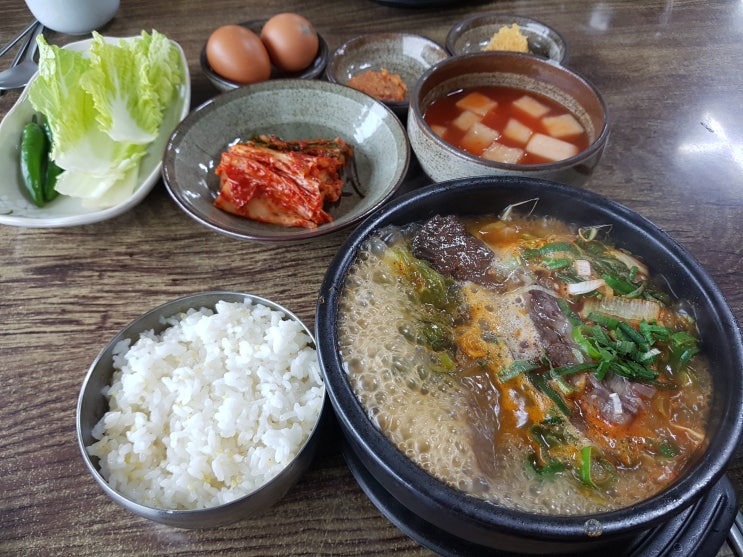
left=412, top=215, right=495, bottom=285
left=527, top=289, right=580, bottom=367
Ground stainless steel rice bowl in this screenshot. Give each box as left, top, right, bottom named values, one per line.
left=77, top=291, right=327, bottom=528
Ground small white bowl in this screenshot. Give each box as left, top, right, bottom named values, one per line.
left=24, top=0, right=119, bottom=35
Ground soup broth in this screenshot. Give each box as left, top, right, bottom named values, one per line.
left=424, top=86, right=591, bottom=165
left=337, top=212, right=711, bottom=515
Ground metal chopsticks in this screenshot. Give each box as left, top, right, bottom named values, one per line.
left=729, top=510, right=743, bottom=557
left=0, top=20, right=39, bottom=59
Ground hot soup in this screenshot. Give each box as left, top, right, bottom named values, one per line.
left=337, top=209, right=711, bottom=515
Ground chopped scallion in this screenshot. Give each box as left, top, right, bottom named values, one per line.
left=498, top=360, right=540, bottom=382
left=527, top=371, right=571, bottom=416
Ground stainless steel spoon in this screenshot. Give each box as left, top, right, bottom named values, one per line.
left=0, top=23, right=44, bottom=91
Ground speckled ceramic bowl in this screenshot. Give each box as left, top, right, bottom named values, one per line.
left=446, top=13, right=568, bottom=64
left=407, top=52, right=608, bottom=187
left=77, top=291, right=329, bottom=528
left=201, top=20, right=329, bottom=92
left=162, top=79, right=410, bottom=242
left=325, top=33, right=449, bottom=119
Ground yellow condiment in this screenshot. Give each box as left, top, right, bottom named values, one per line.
left=482, top=24, right=529, bottom=53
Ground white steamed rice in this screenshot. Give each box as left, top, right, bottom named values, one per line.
left=86, top=298, right=324, bottom=510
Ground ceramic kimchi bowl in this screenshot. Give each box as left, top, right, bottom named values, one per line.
left=162, top=79, right=409, bottom=243
left=315, top=176, right=743, bottom=554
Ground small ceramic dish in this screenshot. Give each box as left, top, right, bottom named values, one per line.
left=446, top=13, right=568, bottom=65
left=201, top=20, right=329, bottom=92
left=77, top=291, right=328, bottom=528
left=0, top=36, right=190, bottom=228
left=162, top=79, right=410, bottom=243
left=325, top=33, right=449, bottom=119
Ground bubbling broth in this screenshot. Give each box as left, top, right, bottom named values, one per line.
left=337, top=212, right=712, bottom=515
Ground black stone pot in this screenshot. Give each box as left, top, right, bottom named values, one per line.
left=315, top=176, right=743, bottom=554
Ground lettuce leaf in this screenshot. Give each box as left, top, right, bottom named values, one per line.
left=27, top=31, right=184, bottom=208
left=82, top=31, right=182, bottom=144
left=28, top=38, right=99, bottom=170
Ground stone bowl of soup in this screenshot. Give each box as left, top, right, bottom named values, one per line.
left=407, top=52, right=609, bottom=187
left=315, top=176, right=743, bottom=554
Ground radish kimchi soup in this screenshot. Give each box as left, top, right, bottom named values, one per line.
left=336, top=205, right=712, bottom=515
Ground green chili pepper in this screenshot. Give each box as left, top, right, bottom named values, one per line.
left=20, top=118, right=47, bottom=207
left=40, top=115, right=62, bottom=202
left=43, top=159, right=63, bottom=202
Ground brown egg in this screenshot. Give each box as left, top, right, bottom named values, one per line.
left=260, top=13, right=319, bottom=73
left=206, top=25, right=271, bottom=84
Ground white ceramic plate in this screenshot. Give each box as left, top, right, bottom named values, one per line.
left=0, top=35, right=191, bottom=228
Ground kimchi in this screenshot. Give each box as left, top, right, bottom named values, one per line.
left=214, top=135, right=355, bottom=229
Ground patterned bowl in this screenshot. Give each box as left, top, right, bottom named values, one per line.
left=162, top=79, right=410, bottom=242
left=325, top=33, right=449, bottom=119
left=446, top=13, right=568, bottom=65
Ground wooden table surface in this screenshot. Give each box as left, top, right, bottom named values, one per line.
left=1, top=0, right=742, bottom=555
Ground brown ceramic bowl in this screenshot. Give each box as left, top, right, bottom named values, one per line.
left=407, top=51, right=609, bottom=187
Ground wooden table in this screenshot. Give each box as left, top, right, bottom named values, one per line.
left=1, top=0, right=741, bottom=555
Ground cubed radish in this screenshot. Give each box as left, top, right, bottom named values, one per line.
left=456, top=92, right=497, bottom=116
left=430, top=124, right=447, bottom=137
left=503, top=118, right=533, bottom=144
left=542, top=113, right=584, bottom=138
left=460, top=122, right=500, bottom=153
left=482, top=142, right=524, bottom=164
left=513, top=95, right=551, bottom=119
left=452, top=110, right=482, bottom=131
left=525, top=133, right=579, bottom=161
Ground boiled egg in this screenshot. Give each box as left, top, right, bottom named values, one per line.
left=260, top=13, right=319, bottom=72
left=206, top=25, right=271, bottom=84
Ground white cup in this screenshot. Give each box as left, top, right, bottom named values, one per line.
left=24, top=0, right=120, bottom=35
